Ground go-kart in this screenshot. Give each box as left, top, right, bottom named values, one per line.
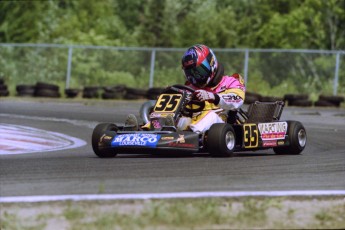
left=92, top=84, right=307, bottom=157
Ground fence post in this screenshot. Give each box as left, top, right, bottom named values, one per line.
left=243, top=49, right=249, bottom=85
left=333, top=52, right=340, bottom=96
left=149, top=49, right=156, bottom=88
left=66, top=46, right=73, bottom=89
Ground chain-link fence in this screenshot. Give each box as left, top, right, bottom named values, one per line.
left=0, top=43, right=344, bottom=97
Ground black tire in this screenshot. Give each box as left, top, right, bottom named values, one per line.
left=0, top=89, right=9, bottom=97
left=317, top=95, right=344, bottom=107
left=36, top=82, right=59, bottom=91
left=101, top=91, right=123, bottom=99
left=125, top=87, right=147, bottom=99
left=83, top=90, right=99, bottom=98
left=283, top=94, right=309, bottom=106
left=319, top=95, right=344, bottom=103
left=147, top=87, right=164, bottom=100
left=244, top=91, right=262, bottom=104
left=16, top=84, right=36, bottom=92
left=0, top=84, right=7, bottom=90
left=65, top=88, right=80, bottom=98
left=16, top=85, right=36, bottom=97
left=314, top=100, right=337, bottom=107
left=34, top=89, right=61, bottom=98
left=244, top=95, right=259, bottom=104
left=124, top=93, right=142, bottom=100
left=92, top=123, right=118, bottom=158
left=290, top=99, right=313, bottom=107
left=273, top=121, right=307, bottom=155
left=206, top=123, right=236, bottom=157
left=261, top=96, right=284, bottom=102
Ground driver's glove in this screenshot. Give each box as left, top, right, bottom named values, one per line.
left=194, top=89, right=216, bottom=102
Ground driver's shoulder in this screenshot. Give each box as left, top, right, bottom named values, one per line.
left=219, top=74, right=244, bottom=87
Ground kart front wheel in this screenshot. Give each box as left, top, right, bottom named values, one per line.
left=92, top=123, right=118, bottom=158
left=206, top=123, right=236, bottom=157
left=273, top=120, right=307, bottom=155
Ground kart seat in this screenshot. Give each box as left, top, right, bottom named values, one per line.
left=245, top=101, right=284, bottom=123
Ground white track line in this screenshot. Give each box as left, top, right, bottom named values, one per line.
left=1, top=191, right=345, bottom=203
left=0, top=113, right=99, bottom=129
left=0, top=123, right=87, bottom=155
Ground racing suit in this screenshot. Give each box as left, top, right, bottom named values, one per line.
left=177, top=73, right=246, bottom=133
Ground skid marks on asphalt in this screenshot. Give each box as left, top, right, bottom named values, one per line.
left=0, top=123, right=86, bottom=155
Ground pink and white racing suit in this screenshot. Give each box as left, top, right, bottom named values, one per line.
left=177, top=73, right=246, bottom=133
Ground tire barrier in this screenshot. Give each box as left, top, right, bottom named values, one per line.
left=283, top=94, right=310, bottom=106
left=244, top=92, right=262, bottom=104
left=65, top=88, right=80, bottom=98
left=16, top=85, right=36, bottom=97
left=82, top=86, right=100, bottom=99
left=101, top=85, right=126, bottom=99
left=7, top=82, right=345, bottom=108
left=245, top=92, right=315, bottom=107
left=261, top=96, right=284, bottom=103
left=124, top=87, right=147, bottom=100
left=34, top=82, right=61, bottom=98
left=146, top=87, right=165, bottom=100
left=0, top=78, right=9, bottom=97
left=290, top=99, right=313, bottom=107
left=314, top=95, right=345, bottom=107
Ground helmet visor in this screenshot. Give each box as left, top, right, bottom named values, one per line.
left=183, top=60, right=211, bottom=86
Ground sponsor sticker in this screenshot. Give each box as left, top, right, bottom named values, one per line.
left=222, top=93, right=242, bottom=103
left=100, top=134, right=112, bottom=141
left=258, top=122, right=287, bottom=140
left=263, top=140, right=277, bottom=147
left=168, top=142, right=196, bottom=148
left=277, top=140, right=285, bottom=146
left=161, top=136, right=174, bottom=140
left=150, top=112, right=174, bottom=118
left=176, top=134, right=185, bottom=143
left=152, top=119, right=161, bottom=129
left=111, top=134, right=160, bottom=147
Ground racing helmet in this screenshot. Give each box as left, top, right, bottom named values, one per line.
left=181, top=44, right=218, bottom=88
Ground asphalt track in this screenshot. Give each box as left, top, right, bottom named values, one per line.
left=0, top=99, right=344, bottom=197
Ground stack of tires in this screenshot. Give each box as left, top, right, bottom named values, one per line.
left=146, top=87, right=165, bottom=100
left=314, top=95, right=344, bottom=107
left=101, top=85, right=126, bottom=99
left=34, top=82, right=61, bottom=98
left=0, top=78, right=9, bottom=97
left=244, top=92, right=315, bottom=107
left=65, top=88, right=80, bottom=98
left=244, top=91, right=262, bottom=104
left=82, top=86, right=100, bottom=99
left=124, top=87, right=148, bottom=100
left=283, top=94, right=312, bottom=107
left=16, top=84, right=36, bottom=97
left=261, top=95, right=284, bottom=102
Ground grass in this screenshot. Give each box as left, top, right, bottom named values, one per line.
left=1, top=197, right=345, bottom=230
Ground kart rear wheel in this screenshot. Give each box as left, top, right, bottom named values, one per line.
left=273, top=120, right=307, bottom=155
left=206, top=123, right=236, bottom=157
left=92, top=123, right=118, bottom=158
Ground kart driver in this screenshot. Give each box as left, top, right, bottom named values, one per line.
left=177, top=44, right=246, bottom=133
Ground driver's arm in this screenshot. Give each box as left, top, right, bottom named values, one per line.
left=194, top=75, right=246, bottom=110
left=215, top=88, right=245, bottom=110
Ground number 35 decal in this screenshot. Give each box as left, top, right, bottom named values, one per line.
left=243, top=124, right=259, bottom=148
left=154, top=94, right=182, bottom=112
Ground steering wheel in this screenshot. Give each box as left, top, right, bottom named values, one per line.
left=161, top=84, right=195, bottom=94
left=162, top=84, right=205, bottom=114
